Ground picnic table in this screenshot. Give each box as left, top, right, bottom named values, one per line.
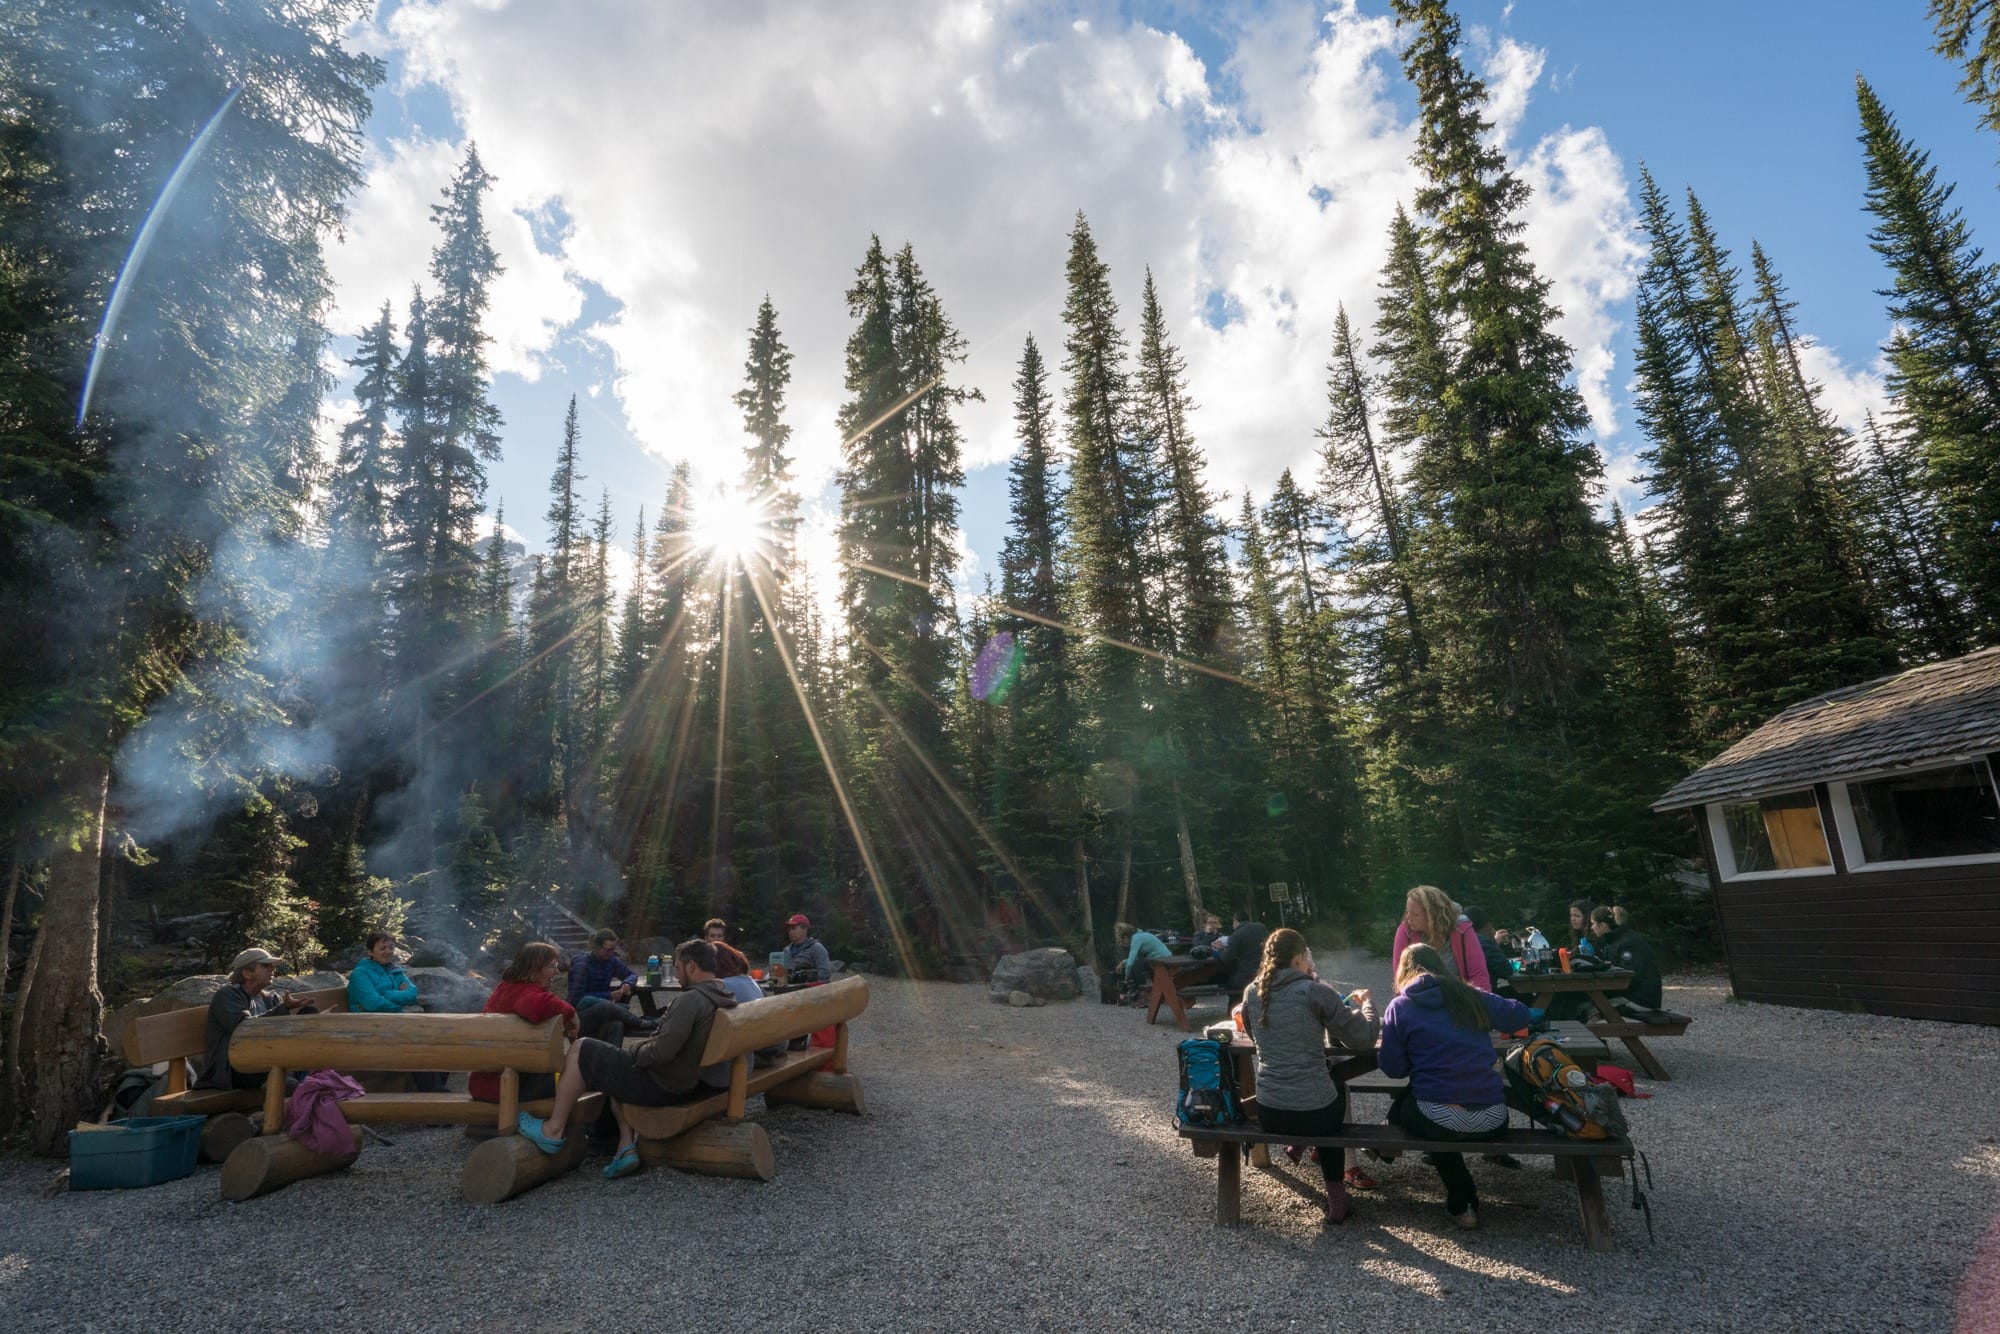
left=628, top=979, right=813, bottom=1018
left=1219, top=1021, right=1611, bottom=1165
left=1511, top=966, right=1677, bottom=1081
left=1145, top=955, right=1226, bottom=1031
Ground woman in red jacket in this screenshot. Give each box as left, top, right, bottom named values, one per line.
left=470, top=942, right=578, bottom=1104
left=1390, top=885, right=1491, bottom=992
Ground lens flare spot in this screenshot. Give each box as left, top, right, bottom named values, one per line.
left=971, top=631, right=1023, bottom=702
left=1265, top=792, right=1290, bottom=818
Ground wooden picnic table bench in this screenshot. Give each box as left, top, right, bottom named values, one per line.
left=224, top=1011, right=599, bottom=1201
left=121, top=984, right=350, bottom=1162
left=604, top=975, right=870, bottom=1185
left=1145, top=955, right=1226, bottom=1032
left=1513, top=967, right=1686, bottom=1081
left=1176, top=1116, right=1638, bottom=1251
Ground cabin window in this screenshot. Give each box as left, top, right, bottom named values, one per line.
left=1713, top=790, right=1832, bottom=877
left=1844, top=761, right=2000, bottom=865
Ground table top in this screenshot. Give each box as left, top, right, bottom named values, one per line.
left=1223, top=1018, right=1604, bottom=1058
left=1510, top=967, right=1633, bottom=993
left=628, top=980, right=814, bottom=996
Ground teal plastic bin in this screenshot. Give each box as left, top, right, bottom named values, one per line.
left=68, top=1115, right=204, bottom=1190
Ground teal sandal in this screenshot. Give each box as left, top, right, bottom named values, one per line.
left=602, top=1144, right=642, bottom=1180
left=517, top=1112, right=566, bottom=1155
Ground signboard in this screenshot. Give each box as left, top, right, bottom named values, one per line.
left=1268, top=882, right=1290, bottom=902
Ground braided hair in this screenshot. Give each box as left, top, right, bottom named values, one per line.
left=1253, top=927, right=1310, bottom=1029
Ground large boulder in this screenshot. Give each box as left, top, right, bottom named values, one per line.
left=407, top=967, right=490, bottom=1014
left=275, top=970, right=348, bottom=997
left=988, top=948, right=1081, bottom=1004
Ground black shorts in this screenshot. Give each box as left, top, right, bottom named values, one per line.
left=575, top=1037, right=681, bottom=1107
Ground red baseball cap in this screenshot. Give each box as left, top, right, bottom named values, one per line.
left=785, top=913, right=810, bottom=927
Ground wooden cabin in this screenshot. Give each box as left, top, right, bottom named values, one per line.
left=1654, top=646, right=2000, bottom=1025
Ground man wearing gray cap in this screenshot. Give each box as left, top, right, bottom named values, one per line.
left=196, top=948, right=320, bottom=1091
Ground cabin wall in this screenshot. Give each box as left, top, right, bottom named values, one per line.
left=1709, top=789, right=2000, bottom=1024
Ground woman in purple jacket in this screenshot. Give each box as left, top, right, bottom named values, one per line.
left=1377, top=943, right=1532, bottom=1230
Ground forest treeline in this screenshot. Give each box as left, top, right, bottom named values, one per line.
left=3, top=0, right=1999, bottom=1149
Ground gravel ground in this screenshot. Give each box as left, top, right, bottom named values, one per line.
left=1, top=954, right=1995, bottom=1332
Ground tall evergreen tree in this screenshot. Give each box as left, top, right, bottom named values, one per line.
left=1059, top=214, right=1165, bottom=940
left=1932, top=0, right=2000, bottom=137
left=1853, top=412, right=1968, bottom=658
left=1857, top=75, right=2000, bottom=634
left=992, top=335, right=1094, bottom=953
left=1389, top=0, right=1633, bottom=899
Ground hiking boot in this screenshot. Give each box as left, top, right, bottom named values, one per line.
left=1343, top=1166, right=1380, bottom=1191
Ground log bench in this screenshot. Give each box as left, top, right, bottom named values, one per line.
left=121, top=985, right=349, bottom=1163
left=1177, top=1120, right=1638, bottom=1251
left=614, top=975, right=870, bottom=1183
left=224, top=1012, right=596, bottom=1201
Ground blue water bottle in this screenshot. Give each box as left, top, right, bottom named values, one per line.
left=646, top=954, right=661, bottom=986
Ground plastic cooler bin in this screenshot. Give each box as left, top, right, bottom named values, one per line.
left=67, top=1115, right=205, bottom=1190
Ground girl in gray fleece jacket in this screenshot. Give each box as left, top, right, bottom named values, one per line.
left=1240, top=927, right=1379, bottom=1223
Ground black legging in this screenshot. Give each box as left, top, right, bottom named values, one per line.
left=577, top=998, right=638, bottom=1043
left=1389, top=1092, right=1504, bottom=1215
left=1255, top=1089, right=1345, bottom=1189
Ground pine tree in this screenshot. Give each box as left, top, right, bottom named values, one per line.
left=613, top=507, right=652, bottom=701
left=1059, top=214, right=1165, bottom=940
left=734, top=295, right=800, bottom=567
left=1932, top=0, right=2000, bottom=137
left=0, top=0, right=380, bottom=1148
left=836, top=239, right=977, bottom=962
left=1858, top=74, right=2000, bottom=633
left=1853, top=412, right=1968, bottom=658
left=1389, top=0, right=1631, bottom=899
left=1132, top=269, right=1238, bottom=925
left=1744, top=243, right=1897, bottom=691
left=992, top=334, right=1094, bottom=953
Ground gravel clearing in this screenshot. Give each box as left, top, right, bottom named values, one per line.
left=1, top=952, right=1996, bottom=1332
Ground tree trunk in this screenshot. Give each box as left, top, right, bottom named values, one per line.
left=1114, top=826, right=1133, bottom=934
left=0, top=851, right=24, bottom=1122
left=1072, top=835, right=1097, bottom=970
left=1173, top=792, right=1203, bottom=931
left=16, top=762, right=110, bottom=1154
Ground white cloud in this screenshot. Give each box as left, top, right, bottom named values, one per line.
left=1797, top=339, right=1893, bottom=435
left=326, top=133, right=583, bottom=380
left=340, top=0, right=1655, bottom=539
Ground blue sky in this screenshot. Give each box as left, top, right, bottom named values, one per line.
left=327, top=1, right=2000, bottom=603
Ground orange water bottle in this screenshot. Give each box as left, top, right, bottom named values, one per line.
left=1557, top=947, right=1572, bottom=973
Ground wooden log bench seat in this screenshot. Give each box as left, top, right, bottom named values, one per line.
left=1177, top=1119, right=1639, bottom=1252
left=121, top=985, right=350, bottom=1163
left=224, top=1011, right=600, bottom=1201
left=613, top=975, right=870, bottom=1184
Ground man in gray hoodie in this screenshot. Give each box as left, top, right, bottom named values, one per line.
left=520, top=938, right=738, bottom=1178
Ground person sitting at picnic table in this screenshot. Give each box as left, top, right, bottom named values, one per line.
left=1191, top=913, right=1223, bottom=955
left=703, top=917, right=730, bottom=944
left=1114, top=922, right=1171, bottom=1002
left=1567, top=899, right=1598, bottom=955
left=1377, top=942, right=1534, bottom=1231
left=519, top=938, right=740, bottom=1180
left=348, top=929, right=448, bottom=1092
left=470, top=942, right=580, bottom=1104
left=782, top=913, right=832, bottom=983
left=568, top=929, right=657, bottom=1037
left=1391, top=885, right=1491, bottom=992
left=197, top=948, right=320, bottom=1091
left=1217, top=911, right=1270, bottom=1000
left=1590, top=906, right=1664, bottom=1010
left=1460, top=906, right=1516, bottom=999
left=701, top=940, right=786, bottom=1078
left=1241, top=928, right=1378, bottom=1224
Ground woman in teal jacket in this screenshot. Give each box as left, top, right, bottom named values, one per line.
left=349, top=930, right=423, bottom=1012
left=348, top=931, right=446, bottom=1091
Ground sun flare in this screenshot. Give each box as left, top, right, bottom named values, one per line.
left=690, top=486, right=771, bottom=564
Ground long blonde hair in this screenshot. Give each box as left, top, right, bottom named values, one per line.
left=1404, top=884, right=1457, bottom=948
left=1252, top=927, right=1310, bottom=1029
left=1394, top=943, right=1489, bottom=1031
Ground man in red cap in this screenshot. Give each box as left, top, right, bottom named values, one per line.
left=783, top=913, right=831, bottom=985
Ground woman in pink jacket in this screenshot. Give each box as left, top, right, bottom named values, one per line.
left=1390, top=885, right=1491, bottom=992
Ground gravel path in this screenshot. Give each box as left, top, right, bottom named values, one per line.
left=1, top=955, right=1995, bottom=1332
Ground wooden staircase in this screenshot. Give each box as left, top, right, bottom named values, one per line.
left=537, top=903, right=596, bottom=956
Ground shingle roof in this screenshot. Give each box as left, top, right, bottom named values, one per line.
left=1652, top=646, right=2000, bottom=811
